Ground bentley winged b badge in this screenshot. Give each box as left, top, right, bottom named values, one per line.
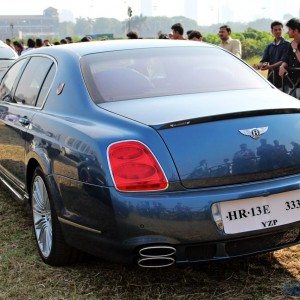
left=239, top=127, right=268, bottom=140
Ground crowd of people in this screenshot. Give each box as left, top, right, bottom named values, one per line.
left=252, top=18, right=300, bottom=99
left=4, top=17, right=300, bottom=98
left=4, top=35, right=92, bottom=56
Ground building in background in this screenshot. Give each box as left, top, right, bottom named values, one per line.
left=140, top=0, right=153, bottom=17
left=184, top=0, right=198, bottom=22
left=0, top=7, right=59, bottom=40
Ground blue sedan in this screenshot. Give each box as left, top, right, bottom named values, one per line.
left=0, top=40, right=299, bottom=268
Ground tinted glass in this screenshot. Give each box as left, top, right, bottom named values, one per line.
left=14, top=57, right=53, bottom=106
left=81, top=47, right=269, bottom=103
left=0, top=59, right=27, bottom=103
left=36, top=64, right=55, bottom=107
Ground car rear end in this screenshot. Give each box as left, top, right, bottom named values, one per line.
left=79, top=41, right=300, bottom=267
left=100, top=96, right=300, bottom=266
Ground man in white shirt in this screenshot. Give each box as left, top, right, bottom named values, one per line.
left=218, top=25, right=242, bottom=58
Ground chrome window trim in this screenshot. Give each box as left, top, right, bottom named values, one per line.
left=57, top=217, right=102, bottom=234
left=0, top=54, right=58, bottom=111
left=0, top=164, right=26, bottom=191
left=0, top=175, right=23, bottom=200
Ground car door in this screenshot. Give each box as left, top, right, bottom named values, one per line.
left=0, top=56, right=54, bottom=195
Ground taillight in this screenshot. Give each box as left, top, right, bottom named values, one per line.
left=108, top=141, right=168, bottom=192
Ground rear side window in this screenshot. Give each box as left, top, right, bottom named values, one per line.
left=0, top=59, right=27, bottom=103
left=36, top=64, right=56, bottom=107
left=81, top=47, right=269, bottom=103
left=14, top=57, right=53, bottom=106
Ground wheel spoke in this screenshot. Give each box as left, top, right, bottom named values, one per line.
left=45, top=226, right=52, bottom=254
left=42, top=184, right=51, bottom=212
left=40, top=227, right=47, bottom=252
left=32, top=209, right=44, bottom=216
left=35, top=217, right=44, bottom=230
left=34, top=181, right=44, bottom=210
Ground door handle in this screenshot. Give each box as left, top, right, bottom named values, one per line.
left=18, top=116, right=30, bottom=126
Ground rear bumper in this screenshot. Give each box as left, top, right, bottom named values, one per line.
left=60, top=220, right=300, bottom=265
left=55, top=173, right=300, bottom=265
left=174, top=226, right=300, bottom=264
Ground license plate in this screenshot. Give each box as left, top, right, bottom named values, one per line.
left=219, top=190, right=300, bottom=234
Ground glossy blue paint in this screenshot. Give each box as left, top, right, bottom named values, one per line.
left=0, top=41, right=299, bottom=266
left=99, top=89, right=300, bottom=127
left=57, top=173, right=300, bottom=263
left=159, top=113, right=300, bottom=188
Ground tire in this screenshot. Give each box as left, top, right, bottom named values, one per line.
left=31, top=167, right=79, bottom=266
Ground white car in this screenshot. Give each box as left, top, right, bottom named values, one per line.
left=0, top=41, right=18, bottom=79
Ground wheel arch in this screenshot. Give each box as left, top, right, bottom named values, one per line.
left=26, top=150, right=52, bottom=198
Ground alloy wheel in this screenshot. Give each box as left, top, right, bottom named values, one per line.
left=32, top=175, right=53, bottom=258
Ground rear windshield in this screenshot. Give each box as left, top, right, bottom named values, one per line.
left=81, top=46, right=269, bottom=103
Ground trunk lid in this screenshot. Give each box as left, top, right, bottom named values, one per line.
left=99, top=89, right=300, bottom=188
left=158, top=113, right=300, bottom=188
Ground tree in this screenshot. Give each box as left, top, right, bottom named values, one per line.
left=129, top=14, right=148, bottom=36
left=59, top=21, right=75, bottom=37
left=204, top=34, right=219, bottom=44
left=93, top=18, right=123, bottom=36
left=238, top=28, right=273, bottom=59
left=74, top=17, right=93, bottom=36
left=247, top=18, right=273, bottom=32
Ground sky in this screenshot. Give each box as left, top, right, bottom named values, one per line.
left=0, top=0, right=298, bottom=25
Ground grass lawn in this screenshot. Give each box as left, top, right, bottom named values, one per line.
left=0, top=186, right=299, bottom=300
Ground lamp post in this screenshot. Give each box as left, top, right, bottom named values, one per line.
left=10, top=23, right=14, bottom=39
left=127, top=6, right=132, bottom=31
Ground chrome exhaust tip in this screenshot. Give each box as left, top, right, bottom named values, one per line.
left=139, top=246, right=176, bottom=257
left=137, top=256, right=175, bottom=268
left=137, top=245, right=176, bottom=268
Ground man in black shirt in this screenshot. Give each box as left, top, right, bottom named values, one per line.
left=279, top=18, right=300, bottom=99
left=255, top=21, right=290, bottom=88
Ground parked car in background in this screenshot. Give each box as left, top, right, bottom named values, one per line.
left=0, top=40, right=299, bottom=268
left=0, top=41, right=18, bottom=79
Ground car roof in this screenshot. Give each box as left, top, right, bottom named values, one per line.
left=22, top=39, right=215, bottom=58
left=0, top=40, right=13, bottom=49
left=0, top=41, right=18, bottom=59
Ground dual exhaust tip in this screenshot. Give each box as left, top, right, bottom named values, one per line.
left=137, top=246, right=176, bottom=268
